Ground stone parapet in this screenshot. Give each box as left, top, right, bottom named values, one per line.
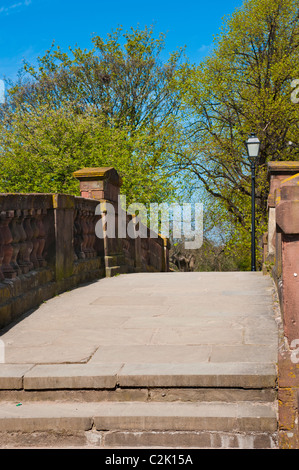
left=265, top=161, right=299, bottom=449
left=73, top=167, right=170, bottom=277
left=0, top=193, right=105, bottom=329
left=0, top=167, right=169, bottom=329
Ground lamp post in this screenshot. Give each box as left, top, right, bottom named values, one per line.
left=245, top=133, right=261, bottom=272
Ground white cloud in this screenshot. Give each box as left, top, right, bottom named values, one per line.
left=0, top=0, right=32, bottom=15
left=198, top=43, right=214, bottom=55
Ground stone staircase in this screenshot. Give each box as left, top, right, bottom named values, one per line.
left=0, top=361, right=278, bottom=448
left=0, top=272, right=279, bottom=448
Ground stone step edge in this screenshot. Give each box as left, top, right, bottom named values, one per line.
left=0, top=401, right=278, bottom=433
left=0, top=429, right=278, bottom=449
left=0, top=362, right=277, bottom=391
left=0, top=386, right=277, bottom=404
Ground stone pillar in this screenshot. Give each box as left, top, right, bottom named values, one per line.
left=73, top=167, right=124, bottom=277
left=73, top=167, right=122, bottom=202
left=49, top=194, right=75, bottom=282
left=267, top=162, right=299, bottom=262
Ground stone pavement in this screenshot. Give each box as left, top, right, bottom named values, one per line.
left=0, top=272, right=279, bottom=448
left=1, top=271, right=278, bottom=365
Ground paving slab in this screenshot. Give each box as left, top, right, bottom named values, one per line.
left=151, top=327, right=244, bottom=345
left=167, top=302, right=273, bottom=317
left=90, top=345, right=212, bottom=364
left=3, top=345, right=98, bottom=364
left=244, top=328, right=279, bottom=345
left=117, top=363, right=277, bottom=388
left=210, top=345, right=277, bottom=363
left=121, top=315, right=242, bottom=329
left=91, top=295, right=169, bottom=306
left=23, top=364, right=123, bottom=390
left=0, top=365, right=34, bottom=389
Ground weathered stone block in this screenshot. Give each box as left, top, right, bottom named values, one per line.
left=24, top=364, right=121, bottom=390
left=73, top=167, right=122, bottom=203
left=103, top=430, right=212, bottom=448
left=0, top=364, right=34, bottom=390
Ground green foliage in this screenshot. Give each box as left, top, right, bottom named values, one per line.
left=0, top=102, right=177, bottom=205
left=0, top=26, right=185, bottom=206
left=171, top=0, right=299, bottom=269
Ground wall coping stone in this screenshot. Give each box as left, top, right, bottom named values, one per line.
left=73, top=167, right=122, bottom=187
left=268, top=161, right=299, bottom=176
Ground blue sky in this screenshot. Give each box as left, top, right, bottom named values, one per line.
left=0, top=0, right=244, bottom=82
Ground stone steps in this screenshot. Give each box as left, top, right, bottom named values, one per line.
left=0, top=361, right=277, bottom=405
left=0, top=400, right=277, bottom=449
left=0, top=361, right=278, bottom=448
left=0, top=362, right=277, bottom=393
left=0, top=272, right=280, bottom=448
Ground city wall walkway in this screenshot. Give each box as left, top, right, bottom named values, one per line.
left=0, top=271, right=279, bottom=449
left=1, top=272, right=278, bottom=366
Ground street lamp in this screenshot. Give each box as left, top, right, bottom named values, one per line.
left=245, top=133, right=261, bottom=272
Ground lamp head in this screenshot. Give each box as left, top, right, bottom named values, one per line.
left=245, top=133, right=261, bottom=161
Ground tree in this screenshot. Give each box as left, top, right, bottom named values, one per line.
left=0, top=26, right=185, bottom=205
left=171, top=0, right=299, bottom=268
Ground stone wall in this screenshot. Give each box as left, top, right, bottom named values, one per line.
left=73, top=167, right=169, bottom=278
left=265, top=162, right=299, bottom=448
left=0, top=193, right=104, bottom=330
left=0, top=168, right=169, bottom=330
